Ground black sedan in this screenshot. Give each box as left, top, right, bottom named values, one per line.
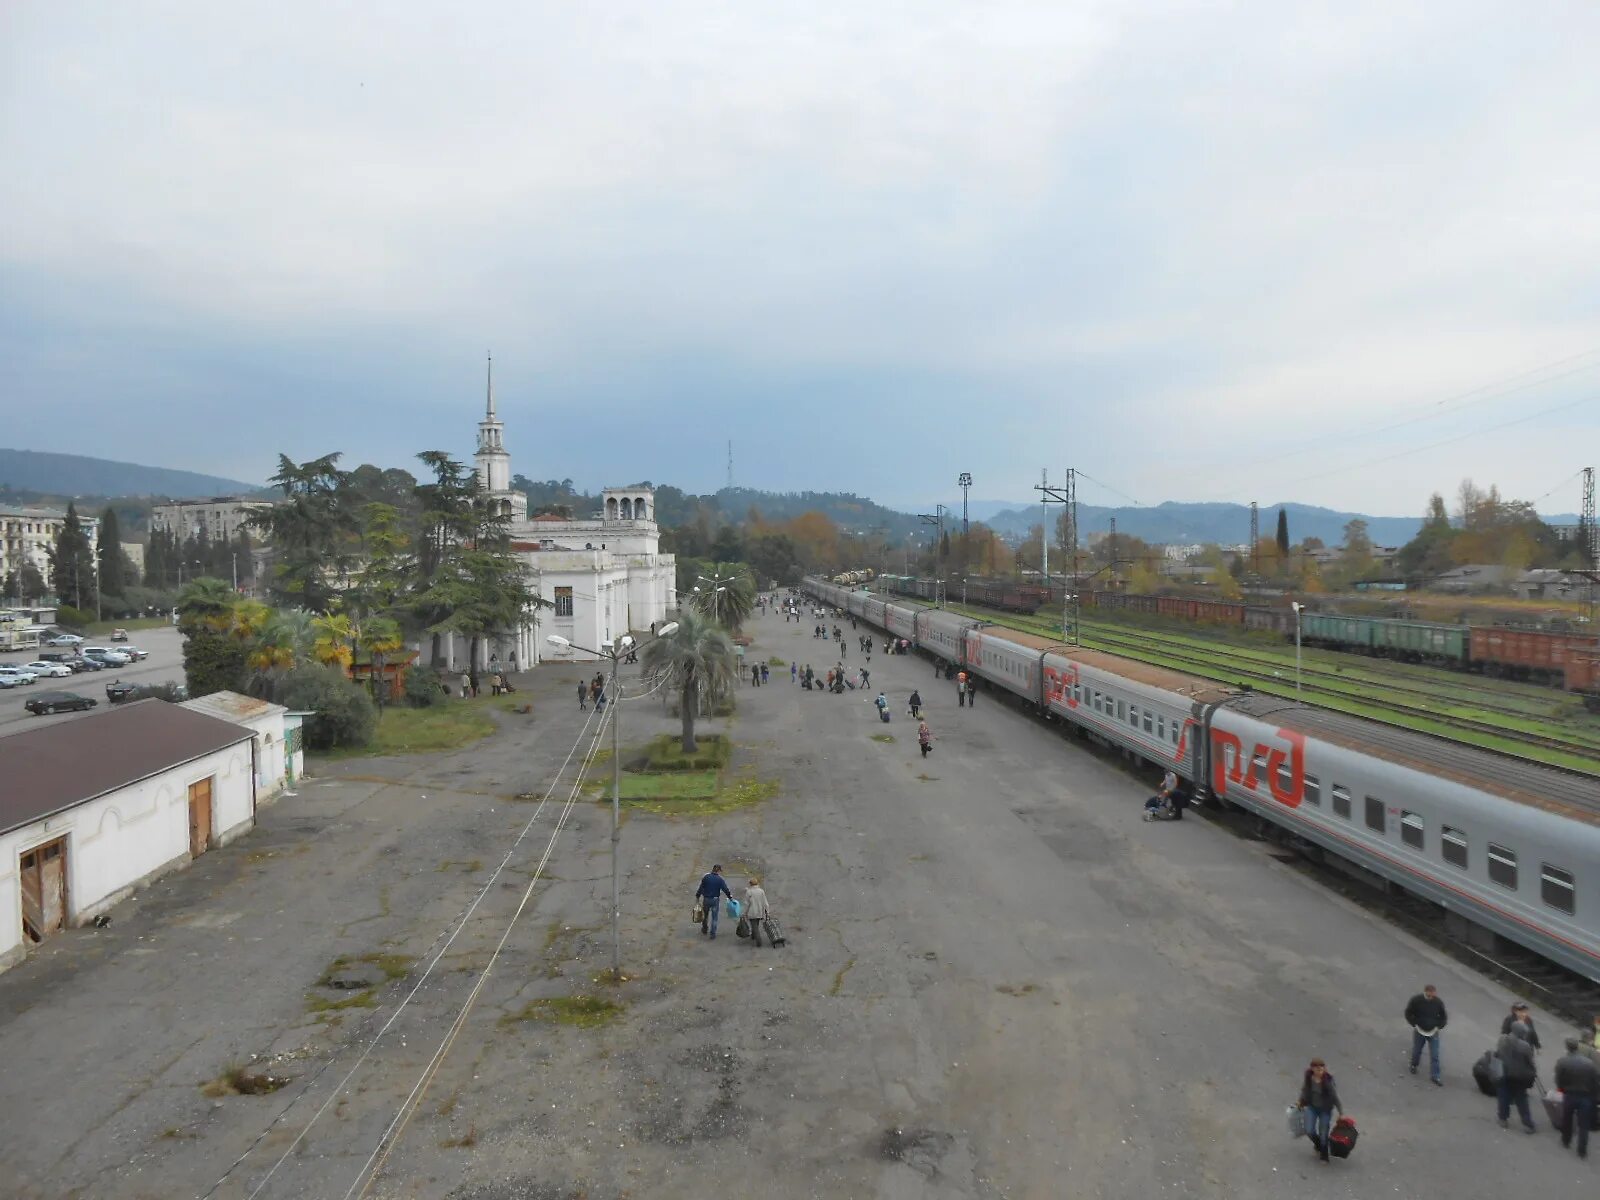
left=25, top=691, right=98, bottom=715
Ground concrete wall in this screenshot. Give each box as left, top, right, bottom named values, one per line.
left=0, top=741, right=254, bottom=971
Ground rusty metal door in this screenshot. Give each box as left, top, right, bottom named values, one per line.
left=19, top=838, right=67, bottom=943
left=188, top=777, right=213, bottom=857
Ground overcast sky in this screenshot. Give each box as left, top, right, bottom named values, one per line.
left=3, top=2, right=1596, bottom=518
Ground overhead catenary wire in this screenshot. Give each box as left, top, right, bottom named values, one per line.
left=346, top=709, right=613, bottom=1199
left=218, top=701, right=611, bottom=1200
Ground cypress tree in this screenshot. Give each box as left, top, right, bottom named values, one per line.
left=97, top=507, right=125, bottom=595
left=1275, top=508, right=1290, bottom=557
left=49, top=502, right=98, bottom=611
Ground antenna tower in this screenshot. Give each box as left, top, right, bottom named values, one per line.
left=958, top=472, right=972, bottom=535
left=1584, top=466, right=1597, bottom=569
left=1250, top=500, right=1260, bottom=574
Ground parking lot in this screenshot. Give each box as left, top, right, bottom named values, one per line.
left=0, top=624, right=186, bottom=731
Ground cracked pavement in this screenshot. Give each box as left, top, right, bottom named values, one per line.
left=0, top=612, right=1591, bottom=1198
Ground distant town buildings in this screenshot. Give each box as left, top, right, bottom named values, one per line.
left=0, top=506, right=100, bottom=582
left=149, top=497, right=272, bottom=544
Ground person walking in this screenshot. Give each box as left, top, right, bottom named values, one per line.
left=908, top=689, right=923, bottom=719
left=1404, top=984, right=1447, bottom=1085
left=875, top=692, right=889, bottom=723
left=956, top=670, right=968, bottom=707
left=761, top=663, right=769, bottom=685
left=577, top=681, right=588, bottom=711
left=696, top=865, right=732, bottom=939
left=468, top=668, right=480, bottom=698
left=791, top=661, right=798, bottom=684
left=459, top=669, right=471, bottom=699
left=1554, top=1037, right=1599, bottom=1158
left=918, top=720, right=933, bottom=758
left=1297, top=1058, right=1344, bottom=1162
left=1495, top=1022, right=1539, bottom=1133
left=1500, top=1002, right=1543, bottom=1052
left=742, top=878, right=771, bottom=948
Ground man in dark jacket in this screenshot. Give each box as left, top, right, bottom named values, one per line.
left=1555, top=1037, right=1599, bottom=1158
left=1404, top=984, right=1448, bottom=1085
left=696, top=865, right=732, bottom=939
left=1495, top=1023, right=1539, bottom=1133
left=1500, top=1002, right=1542, bottom=1051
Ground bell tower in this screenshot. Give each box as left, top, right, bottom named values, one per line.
left=474, top=354, right=526, bottom=521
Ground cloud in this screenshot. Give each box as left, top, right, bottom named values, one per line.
left=1, top=1, right=1596, bottom=518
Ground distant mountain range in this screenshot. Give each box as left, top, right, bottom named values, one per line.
left=973, top=499, right=1582, bottom=548
left=0, top=449, right=259, bottom=500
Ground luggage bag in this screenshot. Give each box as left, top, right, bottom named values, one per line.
left=1540, top=1082, right=1563, bottom=1129
left=762, top=916, right=786, bottom=946
left=1327, top=1117, right=1358, bottom=1159
left=1471, top=1050, right=1497, bottom=1097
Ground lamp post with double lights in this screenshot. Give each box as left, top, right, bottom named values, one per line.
left=546, top=621, right=679, bottom=979
left=693, top=570, right=742, bottom=628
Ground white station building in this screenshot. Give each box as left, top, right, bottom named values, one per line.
left=445, top=361, right=676, bottom=668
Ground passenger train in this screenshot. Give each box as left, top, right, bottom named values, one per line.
left=804, top=578, right=1600, bottom=985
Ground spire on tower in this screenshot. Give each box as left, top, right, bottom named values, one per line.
left=486, top=352, right=496, bottom=419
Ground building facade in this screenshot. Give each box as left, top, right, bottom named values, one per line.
left=434, top=362, right=676, bottom=668
left=149, top=497, right=273, bottom=544
left=0, top=507, right=101, bottom=585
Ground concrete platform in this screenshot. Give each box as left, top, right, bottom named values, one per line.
left=0, top=610, right=1592, bottom=1198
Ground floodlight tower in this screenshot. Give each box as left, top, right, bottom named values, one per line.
left=958, top=472, right=972, bottom=535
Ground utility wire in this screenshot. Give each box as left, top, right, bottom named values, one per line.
left=347, top=713, right=610, bottom=1199
left=1075, top=471, right=1144, bottom=508
left=224, top=703, right=609, bottom=1200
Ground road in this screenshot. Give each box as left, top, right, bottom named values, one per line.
left=0, top=624, right=186, bottom=731
left=0, top=610, right=1592, bottom=1198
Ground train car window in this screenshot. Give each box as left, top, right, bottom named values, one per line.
left=1129, top=704, right=1139, bottom=728
left=1116, top=700, right=1126, bottom=721
left=1400, top=810, right=1424, bottom=849
left=1332, top=785, right=1352, bottom=819
left=1364, top=797, right=1386, bottom=832
left=1540, top=865, right=1576, bottom=915
left=1487, top=844, right=1518, bottom=891
left=1156, top=715, right=1165, bottom=739
left=1303, top=774, right=1321, bottom=806
left=1171, top=722, right=1180, bottom=745
left=1143, top=710, right=1154, bottom=734
left=1441, top=826, right=1468, bottom=869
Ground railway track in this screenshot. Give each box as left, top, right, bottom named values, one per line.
left=941, top=601, right=1600, bottom=774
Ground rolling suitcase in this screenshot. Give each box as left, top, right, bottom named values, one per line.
left=1539, top=1081, right=1563, bottom=1129
left=1327, top=1117, right=1358, bottom=1159
left=762, top=916, right=786, bottom=946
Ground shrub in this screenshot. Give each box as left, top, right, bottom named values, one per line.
left=183, top=629, right=250, bottom=699
left=279, top=663, right=377, bottom=750
left=642, top=733, right=731, bottom=771
left=55, top=604, right=92, bottom=629
left=403, top=667, right=445, bottom=708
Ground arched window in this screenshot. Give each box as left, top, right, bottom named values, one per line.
left=606, top=497, right=618, bottom=520
left=635, top=496, right=648, bottom=520
left=620, top=498, right=632, bottom=520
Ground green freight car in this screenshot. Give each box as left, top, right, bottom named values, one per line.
left=1369, top=620, right=1469, bottom=666
left=1299, top=612, right=1375, bottom=649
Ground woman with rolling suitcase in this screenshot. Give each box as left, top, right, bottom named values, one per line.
left=742, top=878, right=771, bottom=948
left=1297, top=1058, right=1346, bottom=1163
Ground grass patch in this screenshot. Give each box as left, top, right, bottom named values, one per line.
left=623, top=770, right=778, bottom=815
left=870, top=733, right=895, bottom=743
left=316, top=952, right=412, bottom=986
left=322, top=703, right=497, bottom=758
left=439, top=1126, right=478, bottom=1148
left=641, top=733, right=732, bottom=771
left=500, top=994, right=624, bottom=1029
left=915, top=773, right=938, bottom=782
left=82, top=615, right=170, bottom=636
left=305, top=990, right=378, bottom=1015
left=436, top=859, right=483, bottom=873
left=201, top=1064, right=292, bottom=1097
left=768, top=656, right=788, bottom=667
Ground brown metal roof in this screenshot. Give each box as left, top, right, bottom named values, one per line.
left=0, top=700, right=254, bottom=837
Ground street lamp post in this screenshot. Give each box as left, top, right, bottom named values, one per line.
left=1291, top=602, right=1304, bottom=698
left=546, top=621, right=679, bottom=979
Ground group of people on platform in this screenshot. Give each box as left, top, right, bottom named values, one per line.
left=1298, top=988, right=1599, bottom=1164
left=694, top=865, right=778, bottom=948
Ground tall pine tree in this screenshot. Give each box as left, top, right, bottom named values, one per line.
left=97, top=507, right=126, bottom=595
left=49, top=502, right=98, bottom=612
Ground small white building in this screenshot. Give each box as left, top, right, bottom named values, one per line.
left=0, top=701, right=259, bottom=973
left=182, top=691, right=305, bottom=798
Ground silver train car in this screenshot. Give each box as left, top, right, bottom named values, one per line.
left=804, top=579, right=1600, bottom=983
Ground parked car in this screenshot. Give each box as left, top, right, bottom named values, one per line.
left=36, top=650, right=76, bottom=663
left=0, top=673, right=18, bottom=690
left=118, top=645, right=149, bottom=661
left=25, top=691, right=98, bottom=715
left=44, top=633, right=83, bottom=646
left=106, top=680, right=186, bottom=704
left=24, top=661, right=74, bottom=678
left=110, top=628, right=129, bottom=641
left=0, top=665, right=40, bottom=685
left=83, top=647, right=131, bottom=666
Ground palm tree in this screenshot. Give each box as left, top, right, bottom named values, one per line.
left=640, top=609, right=737, bottom=753
left=245, top=608, right=313, bottom=694
left=311, top=613, right=355, bottom=668
left=359, top=615, right=406, bottom=708
left=177, top=577, right=237, bottom=634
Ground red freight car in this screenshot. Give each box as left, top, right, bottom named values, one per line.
left=1469, top=626, right=1597, bottom=685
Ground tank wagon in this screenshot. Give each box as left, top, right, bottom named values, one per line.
left=810, top=578, right=1600, bottom=983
